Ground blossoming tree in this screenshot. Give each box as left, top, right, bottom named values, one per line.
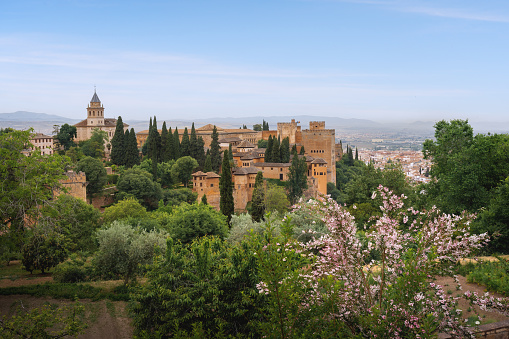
left=254, top=186, right=500, bottom=338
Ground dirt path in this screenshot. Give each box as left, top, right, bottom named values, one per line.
left=0, top=295, right=134, bottom=339
left=435, top=275, right=509, bottom=324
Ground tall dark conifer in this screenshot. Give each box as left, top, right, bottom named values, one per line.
left=195, top=136, right=206, bottom=167
left=288, top=152, right=308, bottom=204
left=181, top=127, right=190, bottom=157
left=271, top=137, right=281, bottom=163
left=280, top=137, right=290, bottom=163
left=251, top=171, right=265, bottom=222
left=110, top=116, right=125, bottom=166
left=173, top=128, right=181, bottom=159
left=220, top=150, right=234, bottom=225
left=299, top=145, right=306, bottom=155
left=266, top=135, right=274, bottom=163
left=204, top=154, right=212, bottom=172
left=161, top=122, right=169, bottom=162
left=166, top=127, right=174, bottom=160
left=210, top=125, right=221, bottom=173
left=125, top=128, right=140, bottom=168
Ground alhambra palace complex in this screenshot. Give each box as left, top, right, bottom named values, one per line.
left=67, top=92, right=340, bottom=211
left=188, top=120, right=338, bottom=211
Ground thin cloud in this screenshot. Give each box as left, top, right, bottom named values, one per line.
left=311, top=0, right=509, bottom=22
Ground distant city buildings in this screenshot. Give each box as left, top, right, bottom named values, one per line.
left=358, top=149, right=431, bottom=183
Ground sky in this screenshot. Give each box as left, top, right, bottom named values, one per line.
left=1, top=0, right=508, bottom=123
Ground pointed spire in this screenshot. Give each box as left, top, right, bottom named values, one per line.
left=91, top=87, right=101, bottom=103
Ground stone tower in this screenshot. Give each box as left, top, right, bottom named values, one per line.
left=86, top=90, right=105, bottom=128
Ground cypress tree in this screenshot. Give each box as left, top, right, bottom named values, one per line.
left=204, top=154, right=212, bottom=172
left=181, top=127, right=190, bottom=157
left=167, top=127, right=175, bottom=160
left=173, top=127, right=181, bottom=159
left=210, top=125, right=221, bottom=173
left=251, top=171, right=265, bottom=222
left=161, top=122, right=169, bottom=162
left=266, top=135, right=273, bottom=163
left=142, top=117, right=153, bottom=157
left=291, top=144, right=297, bottom=154
left=110, top=116, right=125, bottom=166
left=263, top=119, right=269, bottom=131
left=189, top=123, right=198, bottom=159
left=299, top=145, right=306, bottom=155
left=195, top=136, right=206, bottom=168
left=355, top=147, right=359, bottom=161
left=125, top=128, right=140, bottom=168
left=280, top=137, right=290, bottom=163
left=271, top=137, right=281, bottom=163
left=288, top=152, right=308, bottom=204
left=123, top=128, right=130, bottom=162
left=220, top=150, right=234, bottom=225
left=201, top=194, right=208, bottom=205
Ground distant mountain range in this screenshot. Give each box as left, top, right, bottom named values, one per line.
left=1, top=111, right=507, bottom=137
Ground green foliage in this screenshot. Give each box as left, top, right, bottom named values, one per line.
left=422, top=120, right=509, bottom=214
left=180, top=127, right=190, bottom=157
left=93, top=221, right=168, bottom=284
left=257, top=139, right=268, bottom=148
left=173, top=127, right=181, bottom=159
left=160, top=122, right=169, bottom=162
left=271, top=136, right=280, bottom=163
left=201, top=194, right=208, bottom=205
left=0, top=283, right=129, bottom=301
left=265, top=183, right=290, bottom=214
left=280, top=137, right=290, bottom=163
left=209, top=125, right=221, bottom=172
left=465, top=258, right=509, bottom=296
left=1, top=129, right=70, bottom=236
left=130, top=236, right=263, bottom=338
left=107, top=174, right=118, bottom=185
left=203, top=154, right=212, bottom=172
left=253, top=123, right=262, bottom=131
left=110, top=116, right=125, bottom=166
left=472, top=177, right=509, bottom=254
left=80, top=128, right=108, bottom=158
left=0, top=300, right=87, bottom=338
left=76, top=156, right=107, bottom=199
left=161, top=187, right=198, bottom=206
left=263, top=119, right=269, bottom=131
left=53, top=254, right=91, bottom=283
left=102, top=197, right=148, bottom=224
left=117, top=168, right=163, bottom=209
left=125, top=128, right=140, bottom=168
left=287, top=153, right=308, bottom=204
left=228, top=213, right=265, bottom=244
left=220, top=150, right=234, bottom=224
left=251, top=172, right=265, bottom=222
left=40, top=194, right=102, bottom=252
left=165, top=203, right=228, bottom=244
left=22, top=230, right=69, bottom=274
left=55, top=123, right=77, bottom=151
left=171, top=156, right=198, bottom=187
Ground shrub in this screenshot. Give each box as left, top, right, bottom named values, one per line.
left=22, top=231, right=69, bottom=274
left=53, top=254, right=91, bottom=283
left=165, top=203, right=228, bottom=244
left=93, top=221, right=168, bottom=284
left=130, top=236, right=263, bottom=337
left=107, top=174, right=118, bottom=185
left=102, top=197, right=148, bottom=224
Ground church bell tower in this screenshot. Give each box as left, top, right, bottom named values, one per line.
left=86, top=89, right=105, bottom=127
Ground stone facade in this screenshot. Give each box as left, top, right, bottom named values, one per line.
left=56, top=170, right=87, bottom=202
left=74, top=91, right=128, bottom=145
left=136, top=124, right=261, bottom=149
left=192, top=171, right=221, bottom=210
left=23, top=133, right=55, bottom=156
